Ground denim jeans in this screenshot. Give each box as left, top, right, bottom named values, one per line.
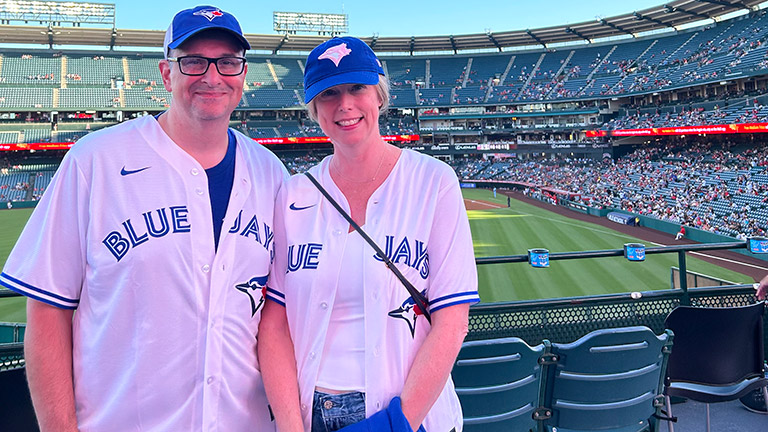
left=311, top=390, right=366, bottom=432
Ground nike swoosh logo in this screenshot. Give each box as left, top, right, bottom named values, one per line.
left=289, top=203, right=315, bottom=211
left=121, top=166, right=150, bottom=176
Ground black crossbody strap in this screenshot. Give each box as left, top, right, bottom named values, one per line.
left=305, top=172, right=432, bottom=324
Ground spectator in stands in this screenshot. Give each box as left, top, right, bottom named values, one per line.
left=2, top=6, right=286, bottom=431
left=259, top=36, right=478, bottom=432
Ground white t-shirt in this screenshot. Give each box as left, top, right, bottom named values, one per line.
left=316, top=230, right=367, bottom=391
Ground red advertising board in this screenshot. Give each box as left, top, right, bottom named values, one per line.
left=0, top=142, right=75, bottom=151
left=0, top=135, right=421, bottom=151
left=586, top=122, right=768, bottom=137
left=252, top=134, right=420, bottom=145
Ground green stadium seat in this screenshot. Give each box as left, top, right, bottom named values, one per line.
left=540, top=326, right=673, bottom=432
left=453, top=337, right=546, bottom=432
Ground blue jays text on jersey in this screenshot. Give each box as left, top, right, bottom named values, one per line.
left=373, top=235, right=429, bottom=279
left=103, top=206, right=274, bottom=262
left=285, top=235, right=429, bottom=278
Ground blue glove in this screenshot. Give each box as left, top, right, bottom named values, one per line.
left=338, top=396, right=426, bottom=432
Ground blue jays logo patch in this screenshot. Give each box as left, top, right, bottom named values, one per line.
left=194, top=8, right=224, bottom=21
left=318, top=43, right=352, bottom=67
left=236, top=275, right=268, bottom=317
left=388, top=291, right=428, bottom=338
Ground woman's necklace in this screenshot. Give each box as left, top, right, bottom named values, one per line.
left=332, top=146, right=386, bottom=184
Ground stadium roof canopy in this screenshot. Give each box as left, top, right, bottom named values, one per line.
left=0, top=0, right=764, bottom=53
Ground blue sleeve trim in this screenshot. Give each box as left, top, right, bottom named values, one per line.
left=429, top=298, right=479, bottom=313
left=429, top=291, right=479, bottom=305
left=1, top=283, right=78, bottom=310
left=265, top=287, right=285, bottom=300
left=0, top=272, right=80, bottom=305
left=265, top=297, right=286, bottom=307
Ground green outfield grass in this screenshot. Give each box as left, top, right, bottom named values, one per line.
left=0, top=208, right=33, bottom=323
left=463, top=188, right=752, bottom=302
left=0, top=193, right=755, bottom=322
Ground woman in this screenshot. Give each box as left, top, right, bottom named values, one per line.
left=258, top=36, right=479, bottom=432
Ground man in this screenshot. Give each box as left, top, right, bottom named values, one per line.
left=0, top=6, right=286, bottom=431
left=675, top=225, right=685, bottom=240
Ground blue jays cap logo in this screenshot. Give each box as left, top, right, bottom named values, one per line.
left=194, top=8, right=224, bottom=22
left=235, top=275, right=268, bottom=317
left=318, top=43, right=352, bottom=67
left=388, top=291, right=428, bottom=338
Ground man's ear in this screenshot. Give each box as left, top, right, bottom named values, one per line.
left=159, top=59, right=173, bottom=92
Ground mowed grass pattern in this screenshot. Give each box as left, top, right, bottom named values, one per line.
left=0, top=208, right=34, bottom=323
left=0, top=191, right=754, bottom=322
left=463, top=188, right=752, bottom=302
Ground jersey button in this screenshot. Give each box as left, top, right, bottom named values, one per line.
left=207, top=376, right=214, bottom=384
left=376, top=401, right=382, bottom=410
left=196, top=187, right=204, bottom=196
left=332, top=229, right=342, bottom=236
left=202, top=264, right=210, bottom=273
left=301, top=404, right=308, bottom=411
left=190, top=168, right=199, bottom=176
left=309, top=351, right=316, bottom=359
left=320, top=302, right=328, bottom=310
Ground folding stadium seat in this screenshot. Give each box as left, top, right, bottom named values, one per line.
left=453, top=337, right=546, bottom=432
left=663, top=303, right=768, bottom=432
left=539, top=326, right=673, bottom=432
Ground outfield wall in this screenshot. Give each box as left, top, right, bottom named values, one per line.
left=609, top=208, right=768, bottom=261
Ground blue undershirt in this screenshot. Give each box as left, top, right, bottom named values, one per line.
left=206, top=129, right=236, bottom=251
left=154, top=113, right=236, bottom=251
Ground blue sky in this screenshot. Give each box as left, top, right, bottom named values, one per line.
left=114, top=1, right=664, bottom=36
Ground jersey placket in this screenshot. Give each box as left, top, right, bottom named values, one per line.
left=201, top=146, right=253, bottom=431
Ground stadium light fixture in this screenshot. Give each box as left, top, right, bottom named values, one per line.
left=273, top=11, right=348, bottom=36
left=0, top=0, right=115, bottom=27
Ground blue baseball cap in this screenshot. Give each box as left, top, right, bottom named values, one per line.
left=163, top=5, right=250, bottom=59
left=303, top=36, right=385, bottom=103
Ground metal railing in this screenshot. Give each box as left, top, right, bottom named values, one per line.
left=1, top=240, right=765, bottom=369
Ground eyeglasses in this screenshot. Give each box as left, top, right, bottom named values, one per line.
left=167, top=56, right=247, bottom=76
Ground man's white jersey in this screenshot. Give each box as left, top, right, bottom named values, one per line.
left=1, top=115, right=287, bottom=431
left=268, top=149, right=479, bottom=431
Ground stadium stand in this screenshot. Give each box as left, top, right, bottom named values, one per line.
left=123, top=55, right=163, bottom=85
left=269, top=58, right=305, bottom=89
left=2, top=8, right=768, bottom=246
left=0, top=9, right=767, bottom=114
left=450, top=137, right=768, bottom=239
left=244, top=58, right=278, bottom=89
left=0, top=53, right=60, bottom=86
left=385, top=58, right=426, bottom=87
left=65, top=54, right=123, bottom=86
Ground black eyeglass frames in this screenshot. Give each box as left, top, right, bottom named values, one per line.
left=167, top=56, right=247, bottom=76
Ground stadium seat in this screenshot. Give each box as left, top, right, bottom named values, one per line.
left=540, top=326, right=673, bottom=432
left=663, top=302, right=768, bottom=432
left=0, top=366, right=38, bottom=431
left=453, top=337, right=546, bottom=432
